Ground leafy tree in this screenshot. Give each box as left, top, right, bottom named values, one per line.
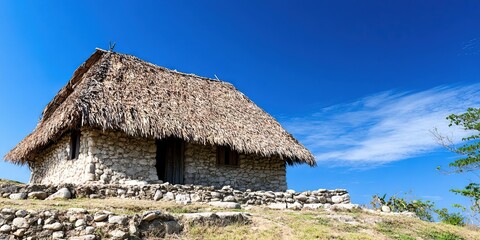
left=434, top=107, right=480, bottom=216
left=446, top=108, right=480, bottom=173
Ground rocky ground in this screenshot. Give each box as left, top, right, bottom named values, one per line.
left=0, top=197, right=479, bottom=239
left=0, top=179, right=479, bottom=239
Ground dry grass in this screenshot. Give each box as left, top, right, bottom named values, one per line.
left=1, top=198, right=479, bottom=239
left=0, top=178, right=24, bottom=185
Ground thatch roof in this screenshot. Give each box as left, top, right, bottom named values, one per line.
left=4, top=49, right=315, bottom=166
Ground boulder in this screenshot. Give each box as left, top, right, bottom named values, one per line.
left=12, top=217, right=29, bottom=228
left=264, top=191, right=276, bottom=198
left=287, top=201, right=303, bottom=210
left=302, top=204, right=324, bottom=210
left=9, top=193, right=27, bottom=200
left=70, top=235, right=96, bottom=240
left=124, top=180, right=147, bottom=186
left=268, top=203, right=287, bottom=210
left=68, top=208, right=87, bottom=214
left=180, top=212, right=250, bottom=226
left=223, top=195, right=236, bottom=202
left=142, top=213, right=157, bottom=221
left=210, top=191, right=222, bottom=199
left=85, top=226, right=95, bottom=234
left=109, top=229, right=128, bottom=239
left=0, top=224, right=12, bottom=233
left=332, top=195, right=349, bottom=204
left=175, top=194, right=191, bottom=204
left=43, top=222, right=63, bottom=231
left=1, top=208, right=15, bottom=214
left=52, top=231, right=64, bottom=239
left=109, top=215, right=127, bottom=225
left=153, top=190, right=163, bottom=201
left=46, top=188, right=71, bottom=200
left=28, top=191, right=48, bottom=200
left=13, top=228, right=25, bottom=237
left=164, top=221, right=182, bottom=234
left=328, top=203, right=360, bottom=211
left=75, top=219, right=86, bottom=227
left=293, top=194, right=308, bottom=202
left=94, top=213, right=109, bottom=222
left=208, top=201, right=241, bottom=209
left=381, top=205, right=391, bottom=213
left=15, top=210, right=28, bottom=217
left=164, top=192, right=175, bottom=201
left=190, top=193, right=202, bottom=202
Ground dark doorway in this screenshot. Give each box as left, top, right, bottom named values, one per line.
left=155, top=137, right=184, bottom=184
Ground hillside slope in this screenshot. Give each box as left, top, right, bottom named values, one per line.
left=0, top=197, right=478, bottom=240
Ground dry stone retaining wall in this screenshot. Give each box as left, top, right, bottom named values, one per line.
left=0, top=207, right=250, bottom=239
left=0, top=182, right=350, bottom=208
left=0, top=183, right=351, bottom=239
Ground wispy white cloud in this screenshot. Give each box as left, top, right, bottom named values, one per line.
left=283, top=84, right=480, bottom=167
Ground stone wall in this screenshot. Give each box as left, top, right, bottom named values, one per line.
left=0, top=206, right=249, bottom=239
left=0, top=183, right=351, bottom=209
left=30, top=131, right=92, bottom=184
left=184, top=142, right=286, bottom=191
left=88, top=130, right=157, bottom=184
left=30, top=128, right=287, bottom=191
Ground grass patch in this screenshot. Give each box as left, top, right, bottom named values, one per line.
left=422, top=231, right=464, bottom=240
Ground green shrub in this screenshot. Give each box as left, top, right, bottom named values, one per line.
left=371, top=194, right=435, bottom=221
left=434, top=208, right=465, bottom=226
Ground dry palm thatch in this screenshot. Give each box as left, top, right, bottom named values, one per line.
left=4, top=49, right=315, bottom=166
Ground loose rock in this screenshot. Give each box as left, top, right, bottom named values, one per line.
left=9, top=193, right=27, bottom=200
left=208, top=201, right=241, bottom=209
left=46, top=188, right=71, bottom=200
left=28, top=191, right=48, bottom=200
left=12, top=217, right=29, bottom=228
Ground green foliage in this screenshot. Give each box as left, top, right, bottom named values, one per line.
left=371, top=194, right=435, bottom=221
left=446, top=108, right=480, bottom=172
left=424, top=231, right=464, bottom=240
left=445, top=108, right=480, bottom=214
left=371, top=194, right=468, bottom=225
left=434, top=208, right=465, bottom=226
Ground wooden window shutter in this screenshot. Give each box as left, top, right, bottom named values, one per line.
left=217, top=146, right=239, bottom=166
left=217, top=146, right=226, bottom=165
left=229, top=150, right=238, bottom=166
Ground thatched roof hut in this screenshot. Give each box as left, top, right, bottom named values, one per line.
left=4, top=49, right=315, bottom=168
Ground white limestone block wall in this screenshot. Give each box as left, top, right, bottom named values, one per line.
left=30, top=129, right=287, bottom=190
left=88, top=130, right=157, bottom=184
left=30, top=130, right=92, bottom=184
left=184, top=142, right=287, bottom=191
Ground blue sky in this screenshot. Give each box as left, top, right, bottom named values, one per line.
left=1, top=1, right=480, bottom=212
